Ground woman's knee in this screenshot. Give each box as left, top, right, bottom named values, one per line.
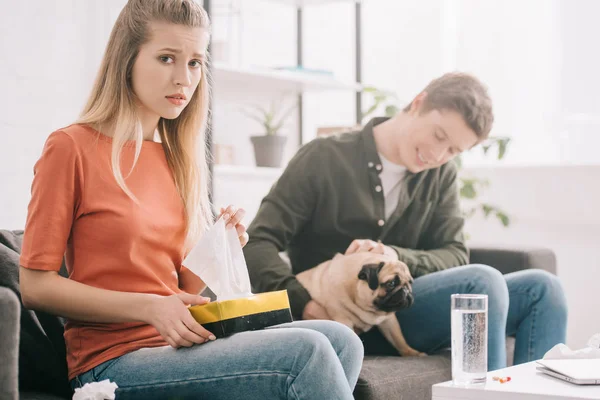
left=288, top=320, right=364, bottom=360
left=319, top=320, right=364, bottom=358
left=287, top=326, right=338, bottom=358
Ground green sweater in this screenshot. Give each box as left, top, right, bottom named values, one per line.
left=243, top=117, right=468, bottom=319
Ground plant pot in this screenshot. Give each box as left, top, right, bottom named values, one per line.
left=250, top=135, right=287, bottom=168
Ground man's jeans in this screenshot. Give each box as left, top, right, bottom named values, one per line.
left=71, top=320, right=363, bottom=400
left=361, top=264, right=568, bottom=370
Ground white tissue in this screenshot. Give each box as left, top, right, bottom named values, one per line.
left=183, top=218, right=252, bottom=301
left=72, top=379, right=118, bottom=400
left=587, top=333, right=600, bottom=349
left=543, top=333, right=600, bottom=360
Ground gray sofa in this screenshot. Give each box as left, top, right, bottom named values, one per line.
left=0, top=228, right=556, bottom=400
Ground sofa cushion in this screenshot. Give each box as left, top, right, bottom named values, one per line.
left=354, top=352, right=452, bottom=400
left=0, top=230, right=71, bottom=398
left=354, top=337, right=516, bottom=400
left=0, top=287, right=20, bottom=400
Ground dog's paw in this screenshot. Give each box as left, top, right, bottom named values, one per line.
left=400, top=347, right=427, bottom=357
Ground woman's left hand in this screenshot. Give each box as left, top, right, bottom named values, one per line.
left=219, top=205, right=249, bottom=247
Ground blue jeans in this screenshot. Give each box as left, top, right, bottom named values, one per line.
left=70, top=320, right=363, bottom=399
left=361, top=265, right=568, bottom=371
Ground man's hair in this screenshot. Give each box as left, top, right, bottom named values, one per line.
left=403, top=72, right=494, bottom=139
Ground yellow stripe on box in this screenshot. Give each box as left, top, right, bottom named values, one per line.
left=189, top=290, right=290, bottom=324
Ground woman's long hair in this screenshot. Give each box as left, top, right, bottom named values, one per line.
left=78, top=0, right=212, bottom=248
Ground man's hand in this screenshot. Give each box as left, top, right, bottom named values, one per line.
left=302, top=300, right=331, bottom=321
left=345, top=239, right=399, bottom=260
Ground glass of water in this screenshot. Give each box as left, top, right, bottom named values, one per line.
left=451, top=294, right=488, bottom=386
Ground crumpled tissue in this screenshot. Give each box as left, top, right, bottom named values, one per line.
left=72, top=379, right=118, bottom=400
left=543, top=333, right=600, bottom=360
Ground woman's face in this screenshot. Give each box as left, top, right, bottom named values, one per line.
left=131, top=21, right=209, bottom=122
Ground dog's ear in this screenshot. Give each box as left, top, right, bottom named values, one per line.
left=358, top=262, right=384, bottom=291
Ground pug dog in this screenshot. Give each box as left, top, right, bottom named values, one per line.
left=296, top=251, right=425, bottom=357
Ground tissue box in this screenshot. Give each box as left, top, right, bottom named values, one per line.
left=189, top=290, right=292, bottom=338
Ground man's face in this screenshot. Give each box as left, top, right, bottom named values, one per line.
left=397, top=102, right=480, bottom=173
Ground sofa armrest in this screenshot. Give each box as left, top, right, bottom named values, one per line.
left=0, top=287, right=20, bottom=400
left=469, top=245, right=557, bottom=275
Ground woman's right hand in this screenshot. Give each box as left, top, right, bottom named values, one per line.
left=144, top=293, right=216, bottom=348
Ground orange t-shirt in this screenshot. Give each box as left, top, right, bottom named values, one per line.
left=19, top=124, right=197, bottom=380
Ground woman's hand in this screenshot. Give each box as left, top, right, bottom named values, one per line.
left=219, top=205, right=249, bottom=247
left=144, top=293, right=216, bottom=348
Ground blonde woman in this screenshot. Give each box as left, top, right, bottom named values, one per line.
left=18, top=1, right=363, bottom=399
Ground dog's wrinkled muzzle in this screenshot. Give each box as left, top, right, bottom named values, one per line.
left=374, top=286, right=414, bottom=312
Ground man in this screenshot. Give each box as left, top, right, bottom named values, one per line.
left=243, top=72, right=567, bottom=370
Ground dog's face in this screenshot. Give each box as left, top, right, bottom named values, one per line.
left=356, top=259, right=414, bottom=313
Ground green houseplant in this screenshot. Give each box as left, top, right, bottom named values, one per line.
left=361, top=86, right=511, bottom=228
left=241, top=99, right=297, bottom=168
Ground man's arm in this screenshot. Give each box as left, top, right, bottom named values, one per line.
left=243, top=141, right=322, bottom=319
left=389, top=162, right=468, bottom=278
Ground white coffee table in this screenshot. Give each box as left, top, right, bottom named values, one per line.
left=432, top=361, right=600, bottom=400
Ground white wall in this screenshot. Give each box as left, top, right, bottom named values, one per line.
left=363, top=0, right=445, bottom=104
left=0, top=0, right=127, bottom=230
left=453, top=0, right=564, bottom=166
left=463, top=165, right=600, bottom=349
left=358, top=0, right=600, bottom=168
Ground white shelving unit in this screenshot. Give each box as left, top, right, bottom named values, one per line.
left=212, top=164, right=285, bottom=222
left=269, top=0, right=362, bottom=6
left=212, top=62, right=362, bottom=92
left=205, top=0, right=364, bottom=195
left=211, top=0, right=363, bottom=94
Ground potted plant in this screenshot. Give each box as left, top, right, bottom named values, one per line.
left=455, top=137, right=512, bottom=228
left=361, top=86, right=401, bottom=121
left=241, top=99, right=297, bottom=168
